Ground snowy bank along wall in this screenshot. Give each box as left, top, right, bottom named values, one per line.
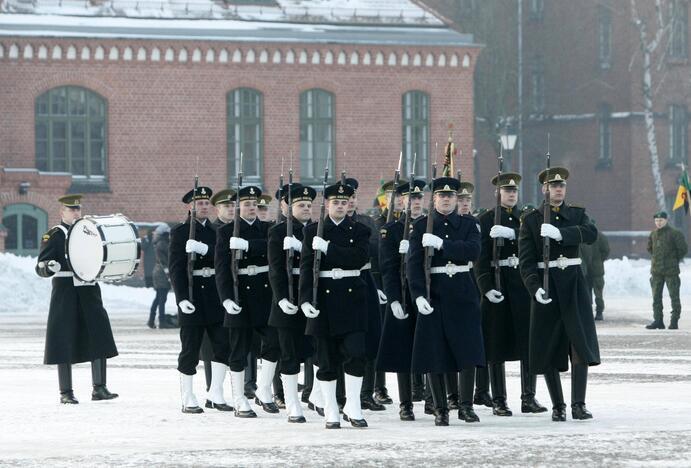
left=0, top=25, right=480, bottom=241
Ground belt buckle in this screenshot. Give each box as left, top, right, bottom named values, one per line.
left=445, top=264, right=456, bottom=277
left=556, top=255, right=567, bottom=270
left=332, top=268, right=344, bottom=280
left=202, top=267, right=212, bottom=278
left=508, top=255, right=519, bottom=269
left=247, top=265, right=257, bottom=276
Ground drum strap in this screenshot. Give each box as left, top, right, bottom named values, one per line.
left=54, top=225, right=68, bottom=236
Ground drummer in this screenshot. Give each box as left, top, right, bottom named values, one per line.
left=35, top=194, right=120, bottom=404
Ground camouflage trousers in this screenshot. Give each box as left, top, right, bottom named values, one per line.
left=650, top=274, right=682, bottom=321
left=588, top=275, right=605, bottom=314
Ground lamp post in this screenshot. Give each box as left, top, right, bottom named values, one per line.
left=499, top=128, right=518, bottom=190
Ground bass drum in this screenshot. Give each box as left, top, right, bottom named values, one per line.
left=66, top=214, right=141, bottom=283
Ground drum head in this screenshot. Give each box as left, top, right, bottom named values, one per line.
left=67, top=218, right=104, bottom=282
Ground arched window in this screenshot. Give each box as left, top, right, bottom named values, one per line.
left=2, top=203, right=48, bottom=257
left=300, top=89, right=334, bottom=183
left=227, top=88, right=263, bottom=185
left=402, top=91, right=429, bottom=177
left=35, top=86, right=107, bottom=180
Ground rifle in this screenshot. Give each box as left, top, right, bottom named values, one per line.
left=231, top=152, right=243, bottom=306
left=187, top=157, right=199, bottom=302
left=386, top=152, right=403, bottom=224
left=286, top=152, right=295, bottom=303
left=279, top=154, right=285, bottom=222
left=312, top=152, right=331, bottom=309
left=493, top=149, right=505, bottom=292
left=400, top=152, right=417, bottom=312
left=542, top=135, right=551, bottom=298
left=424, top=161, right=437, bottom=302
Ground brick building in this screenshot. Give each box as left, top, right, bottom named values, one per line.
left=0, top=0, right=480, bottom=255
left=425, top=0, right=691, bottom=257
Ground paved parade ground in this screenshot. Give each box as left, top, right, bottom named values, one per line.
left=1, top=293, right=690, bottom=467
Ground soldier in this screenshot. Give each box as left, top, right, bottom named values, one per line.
left=377, top=179, right=425, bottom=420
left=646, top=211, right=688, bottom=330
left=215, top=186, right=280, bottom=417
left=475, top=173, right=547, bottom=417
left=257, top=194, right=273, bottom=222
left=212, top=189, right=236, bottom=227
left=580, top=220, right=610, bottom=321
left=407, top=177, right=484, bottom=426
left=36, top=194, right=119, bottom=404
left=299, top=182, right=371, bottom=429
left=345, top=177, right=389, bottom=410
left=169, top=187, right=232, bottom=414
left=518, top=167, right=601, bottom=421
left=267, top=185, right=318, bottom=423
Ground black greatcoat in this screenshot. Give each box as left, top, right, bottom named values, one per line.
left=518, top=202, right=601, bottom=373
left=215, top=218, right=272, bottom=328
left=169, top=218, right=224, bottom=327
left=37, top=223, right=118, bottom=365
left=407, top=211, right=485, bottom=373
left=299, top=216, right=370, bottom=337
left=375, top=216, right=418, bottom=372
left=267, top=218, right=307, bottom=331
left=475, top=206, right=531, bottom=363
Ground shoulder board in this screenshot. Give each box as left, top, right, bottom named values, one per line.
left=42, top=226, right=63, bottom=241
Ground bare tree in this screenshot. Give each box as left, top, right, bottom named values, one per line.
left=630, top=0, right=672, bottom=211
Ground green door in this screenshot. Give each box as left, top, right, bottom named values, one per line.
left=2, top=203, right=48, bottom=257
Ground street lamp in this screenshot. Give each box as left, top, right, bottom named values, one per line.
left=499, top=128, right=519, bottom=190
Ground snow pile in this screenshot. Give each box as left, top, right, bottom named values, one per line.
left=0, top=252, right=163, bottom=314
left=603, top=256, right=691, bottom=297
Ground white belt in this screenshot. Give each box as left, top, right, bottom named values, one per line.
left=491, top=255, right=520, bottom=269
left=53, top=271, right=74, bottom=278
left=319, top=268, right=361, bottom=279
left=537, top=256, right=582, bottom=270
left=430, top=262, right=473, bottom=276
left=360, top=262, right=372, bottom=271
left=292, top=268, right=300, bottom=275
left=192, top=268, right=215, bottom=277
left=238, top=265, right=269, bottom=276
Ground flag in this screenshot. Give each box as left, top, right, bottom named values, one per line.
left=375, top=177, right=388, bottom=210
left=672, top=168, right=690, bottom=214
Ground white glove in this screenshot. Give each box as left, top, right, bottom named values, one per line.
left=47, top=260, right=61, bottom=273
left=283, top=236, right=302, bottom=252
left=540, top=224, right=562, bottom=241
left=415, top=296, right=434, bottom=315
left=178, top=300, right=196, bottom=314
left=312, top=236, right=329, bottom=254
left=377, top=289, right=388, bottom=305
left=223, top=299, right=242, bottom=315
left=422, top=233, right=443, bottom=250
left=485, top=289, right=505, bottom=304
left=301, top=302, right=320, bottom=318
left=229, top=237, right=249, bottom=251
left=391, top=300, right=408, bottom=320
left=398, top=240, right=410, bottom=254
left=489, top=225, right=515, bottom=240
left=185, top=239, right=208, bottom=255
left=278, top=298, right=298, bottom=315
left=535, top=288, right=552, bottom=304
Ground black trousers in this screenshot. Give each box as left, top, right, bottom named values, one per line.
left=228, top=326, right=280, bottom=372
left=177, top=323, right=229, bottom=375
left=277, top=327, right=307, bottom=375
left=149, top=288, right=169, bottom=321
left=315, top=332, right=366, bottom=381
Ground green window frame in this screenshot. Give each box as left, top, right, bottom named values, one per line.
left=35, top=86, right=107, bottom=180
left=228, top=88, right=263, bottom=185
left=402, top=90, right=429, bottom=178
left=2, top=203, right=48, bottom=257
left=300, top=89, right=335, bottom=184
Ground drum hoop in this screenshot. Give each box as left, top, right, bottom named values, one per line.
left=66, top=217, right=107, bottom=283
left=129, top=221, right=142, bottom=277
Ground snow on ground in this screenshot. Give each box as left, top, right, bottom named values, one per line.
left=1, top=253, right=690, bottom=466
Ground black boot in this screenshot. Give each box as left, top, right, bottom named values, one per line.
left=571, top=363, right=593, bottom=420
left=544, top=369, right=566, bottom=422
left=594, top=312, right=603, bottom=321
left=147, top=313, right=155, bottom=329
left=458, top=368, right=480, bottom=423
left=301, top=358, right=314, bottom=403
left=374, top=371, right=392, bottom=404
left=58, top=364, right=79, bottom=404
left=473, top=366, right=493, bottom=407
left=428, top=373, right=449, bottom=426
left=645, top=319, right=665, bottom=329
left=397, top=373, right=415, bottom=421
left=447, top=393, right=460, bottom=410
left=669, top=317, right=679, bottom=330
left=412, top=373, right=425, bottom=401
left=489, top=363, right=512, bottom=416
left=91, top=359, right=118, bottom=401
left=361, top=362, right=385, bottom=410
left=203, top=360, right=213, bottom=408
left=520, top=360, right=547, bottom=413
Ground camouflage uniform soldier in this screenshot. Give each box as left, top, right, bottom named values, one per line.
left=645, top=211, right=688, bottom=330
left=580, top=223, right=610, bottom=321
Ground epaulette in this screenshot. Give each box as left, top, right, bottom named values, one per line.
left=41, top=226, right=62, bottom=242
